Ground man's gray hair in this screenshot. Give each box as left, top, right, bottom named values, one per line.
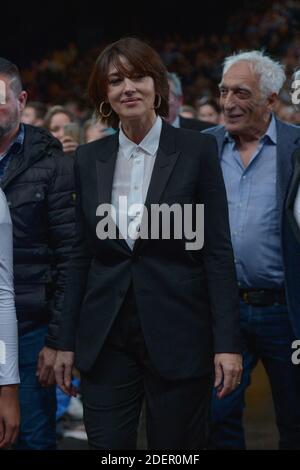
left=223, top=50, right=286, bottom=98
left=167, top=72, right=183, bottom=97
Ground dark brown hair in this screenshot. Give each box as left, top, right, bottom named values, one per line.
left=88, top=37, right=169, bottom=129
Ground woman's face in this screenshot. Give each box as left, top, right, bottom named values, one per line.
left=197, top=104, right=219, bottom=124
left=105, top=57, right=157, bottom=125
left=49, top=112, right=71, bottom=141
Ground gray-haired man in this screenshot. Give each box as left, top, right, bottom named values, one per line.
left=204, top=50, right=300, bottom=449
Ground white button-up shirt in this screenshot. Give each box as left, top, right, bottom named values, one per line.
left=0, top=188, right=19, bottom=385
left=111, top=116, right=162, bottom=249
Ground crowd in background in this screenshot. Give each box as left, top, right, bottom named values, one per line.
left=19, top=0, right=300, bottom=142
left=2, top=0, right=300, bottom=451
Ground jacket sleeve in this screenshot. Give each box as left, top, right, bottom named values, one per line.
left=47, top=149, right=93, bottom=351
left=44, top=151, right=76, bottom=349
left=199, top=135, right=242, bottom=353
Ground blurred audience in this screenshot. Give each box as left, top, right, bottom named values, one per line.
left=21, top=101, right=48, bottom=127
left=44, top=105, right=80, bottom=155
left=195, top=97, right=221, bottom=125
left=179, top=105, right=197, bottom=119
left=16, top=0, right=300, bottom=145
left=83, top=117, right=115, bottom=143
left=166, top=72, right=213, bottom=131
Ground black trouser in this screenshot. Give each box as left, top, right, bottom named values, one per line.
left=81, top=284, right=212, bottom=450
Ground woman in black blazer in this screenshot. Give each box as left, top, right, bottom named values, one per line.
left=54, top=37, right=242, bottom=450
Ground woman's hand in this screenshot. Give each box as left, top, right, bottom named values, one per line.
left=214, top=353, right=243, bottom=399
left=54, top=351, right=77, bottom=396
left=60, top=136, right=79, bottom=155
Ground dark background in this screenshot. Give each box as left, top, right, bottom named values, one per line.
left=1, top=0, right=268, bottom=65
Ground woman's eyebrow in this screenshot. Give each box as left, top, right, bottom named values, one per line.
left=107, top=72, right=121, bottom=78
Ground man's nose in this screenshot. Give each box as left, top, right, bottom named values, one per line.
left=223, top=91, right=235, bottom=110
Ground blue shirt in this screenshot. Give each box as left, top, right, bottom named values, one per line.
left=0, top=124, right=25, bottom=184
left=221, top=115, right=284, bottom=288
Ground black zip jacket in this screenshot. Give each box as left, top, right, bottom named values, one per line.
left=2, top=124, right=75, bottom=345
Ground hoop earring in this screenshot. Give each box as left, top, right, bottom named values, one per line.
left=154, top=94, right=161, bottom=110
left=99, top=101, right=112, bottom=118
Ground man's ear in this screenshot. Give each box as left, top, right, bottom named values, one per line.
left=266, top=92, right=278, bottom=112
left=18, top=90, right=27, bottom=112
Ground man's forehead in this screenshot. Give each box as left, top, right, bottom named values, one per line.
left=0, top=74, right=11, bottom=86
left=0, top=76, right=7, bottom=104
left=0, top=74, right=13, bottom=92
left=219, top=79, right=253, bottom=91
left=221, top=61, right=258, bottom=85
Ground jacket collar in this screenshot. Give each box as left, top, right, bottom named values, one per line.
left=2, top=124, right=62, bottom=190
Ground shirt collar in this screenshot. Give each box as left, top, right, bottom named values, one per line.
left=119, top=116, right=162, bottom=161
left=263, top=114, right=277, bottom=144
left=0, top=124, right=25, bottom=159
left=172, top=115, right=180, bottom=128
left=224, top=114, right=277, bottom=146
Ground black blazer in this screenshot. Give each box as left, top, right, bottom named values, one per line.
left=57, top=121, right=240, bottom=380
left=286, top=147, right=300, bottom=245
left=179, top=116, right=214, bottom=132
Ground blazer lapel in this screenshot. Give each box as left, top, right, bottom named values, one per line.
left=95, top=133, right=119, bottom=205
left=276, top=119, right=300, bottom=223
left=285, top=148, right=300, bottom=243
left=95, top=132, right=131, bottom=253
left=286, top=148, right=300, bottom=209
left=133, top=121, right=180, bottom=252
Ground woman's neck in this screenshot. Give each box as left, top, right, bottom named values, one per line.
left=121, top=114, right=157, bottom=144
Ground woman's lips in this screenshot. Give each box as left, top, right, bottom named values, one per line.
left=122, top=98, right=140, bottom=104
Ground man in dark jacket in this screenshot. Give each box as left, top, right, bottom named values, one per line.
left=0, top=58, right=75, bottom=449
left=166, top=72, right=213, bottom=131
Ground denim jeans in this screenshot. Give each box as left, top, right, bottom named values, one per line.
left=56, top=378, right=80, bottom=420
left=210, top=301, right=300, bottom=449
left=14, top=325, right=56, bottom=450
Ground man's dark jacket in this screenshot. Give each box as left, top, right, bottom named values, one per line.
left=179, top=116, right=213, bottom=132
left=1, top=125, right=75, bottom=345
